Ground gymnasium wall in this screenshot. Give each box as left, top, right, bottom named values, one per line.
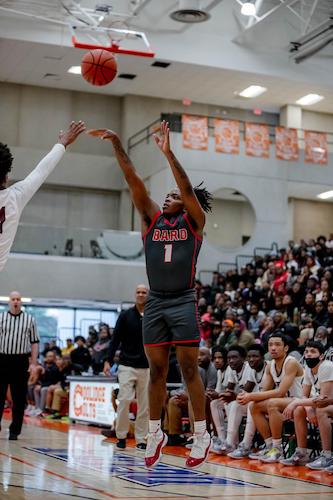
left=290, top=198, right=333, bottom=242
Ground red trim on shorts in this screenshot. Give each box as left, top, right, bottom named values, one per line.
left=183, top=214, right=203, bottom=241
left=173, top=339, right=200, bottom=345
left=144, top=341, right=173, bottom=347
left=142, top=211, right=161, bottom=240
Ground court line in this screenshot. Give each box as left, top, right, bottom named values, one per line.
left=0, top=483, right=101, bottom=500
left=0, top=451, right=118, bottom=499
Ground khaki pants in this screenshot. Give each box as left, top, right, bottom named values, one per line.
left=116, top=365, right=149, bottom=443
left=52, top=387, right=68, bottom=412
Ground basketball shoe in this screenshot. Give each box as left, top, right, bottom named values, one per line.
left=145, top=430, right=167, bottom=467
left=186, top=431, right=211, bottom=469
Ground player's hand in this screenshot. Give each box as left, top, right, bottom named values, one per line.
left=28, top=363, right=37, bottom=373
left=305, top=407, right=318, bottom=425
left=236, top=391, right=250, bottom=405
left=206, top=390, right=219, bottom=400
left=58, top=121, right=86, bottom=148
left=103, top=361, right=111, bottom=376
left=313, top=395, right=330, bottom=408
left=283, top=401, right=297, bottom=420
left=153, top=120, right=171, bottom=155
left=86, top=128, right=119, bottom=142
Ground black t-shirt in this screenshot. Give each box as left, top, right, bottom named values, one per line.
left=143, top=211, right=202, bottom=292
left=108, top=306, right=148, bottom=369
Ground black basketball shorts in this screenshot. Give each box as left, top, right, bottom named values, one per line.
left=143, top=289, right=201, bottom=347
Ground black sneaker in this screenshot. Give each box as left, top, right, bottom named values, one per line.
left=136, top=443, right=147, bottom=450
left=167, top=434, right=187, bottom=446
left=9, top=433, right=18, bottom=440
left=101, top=429, right=115, bottom=438
left=116, top=439, right=126, bottom=449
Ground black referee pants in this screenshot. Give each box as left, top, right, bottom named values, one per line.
left=0, top=354, right=29, bottom=436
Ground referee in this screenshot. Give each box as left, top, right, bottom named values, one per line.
left=0, top=291, right=39, bottom=439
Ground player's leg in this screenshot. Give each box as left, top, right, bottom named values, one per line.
left=261, top=397, right=294, bottom=462
left=280, top=406, right=312, bottom=465
left=228, top=402, right=256, bottom=458
left=144, top=345, right=170, bottom=466
left=176, top=345, right=211, bottom=468
left=307, top=405, right=333, bottom=470
left=249, top=400, right=272, bottom=459
left=210, top=398, right=227, bottom=452
left=223, top=400, right=248, bottom=453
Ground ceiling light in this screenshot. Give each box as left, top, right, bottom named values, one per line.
left=241, top=2, right=256, bottom=16
left=295, top=94, right=324, bottom=106
left=237, top=85, right=267, bottom=98
left=317, top=190, right=333, bottom=200
left=67, top=66, right=81, bottom=75
left=0, top=296, right=32, bottom=302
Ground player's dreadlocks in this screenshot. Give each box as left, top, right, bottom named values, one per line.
left=0, top=143, right=13, bottom=185
left=194, top=182, right=212, bottom=213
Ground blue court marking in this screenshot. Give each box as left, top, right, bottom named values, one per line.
left=25, top=447, right=268, bottom=489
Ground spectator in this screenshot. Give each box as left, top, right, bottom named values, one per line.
left=248, top=304, right=266, bottom=337
left=33, top=351, right=61, bottom=416
left=232, top=319, right=254, bottom=350
left=91, top=326, right=110, bottom=375
left=61, top=338, right=75, bottom=356
left=217, top=320, right=235, bottom=349
left=70, top=336, right=91, bottom=373
left=48, top=340, right=62, bottom=357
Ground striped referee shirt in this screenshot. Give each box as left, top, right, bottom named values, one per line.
left=0, top=311, right=39, bottom=354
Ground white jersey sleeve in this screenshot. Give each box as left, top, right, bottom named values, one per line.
left=0, top=143, right=65, bottom=271
left=11, top=143, right=65, bottom=211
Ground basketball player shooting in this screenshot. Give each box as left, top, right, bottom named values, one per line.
left=0, top=121, right=86, bottom=272
left=88, top=121, right=212, bottom=468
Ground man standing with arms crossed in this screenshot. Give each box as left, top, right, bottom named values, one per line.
left=0, top=291, right=39, bottom=439
left=104, top=285, right=149, bottom=450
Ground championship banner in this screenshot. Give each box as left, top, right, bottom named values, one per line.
left=304, top=131, right=328, bottom=165
left=182, top=115, right=208, bottom=150
left=245, top=122, right=270, bottom=158
left=275, top=127, right=299, bottom=161
left=214, top=119, right=240, bottom=154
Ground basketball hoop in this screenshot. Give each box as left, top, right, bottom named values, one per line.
left=70, top=25, right=155, bottom=58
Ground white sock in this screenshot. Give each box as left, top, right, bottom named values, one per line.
left=297, top=447, right=308, bottom=455
left=265, top=437, right=273, bottom=448
left=272, top=438, right=282, bottom=448
left=194, top=420, right=206, bottom=435
left=149, top=420, right=161, bottom=434
left=323, top=450, right=332, bottom=458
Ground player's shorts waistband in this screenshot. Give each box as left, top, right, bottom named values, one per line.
left=149, top=288, right=195, bottom=299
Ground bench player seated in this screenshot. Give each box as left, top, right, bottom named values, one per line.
left=210, top=345, right=251, bottom=454
left=237, top=333, right=303, bottom=463
left=228, top=344, right=268, bottom=458
left=280, top=341, right=333, bottom=470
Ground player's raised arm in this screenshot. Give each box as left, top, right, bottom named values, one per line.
left=13, top=121, right=86, bottom=210
left=87, top=129, right=159, bottom=229
left=153, top=120, right=207, bottom=233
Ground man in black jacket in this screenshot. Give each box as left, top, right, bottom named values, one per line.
left=103, top=284, right=149, bottom=450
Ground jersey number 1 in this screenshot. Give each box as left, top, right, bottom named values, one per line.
left=164, top=244, right=173, bottom=263
left=0, top=207, right=5, bottom=234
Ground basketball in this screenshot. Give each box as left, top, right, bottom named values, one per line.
left=81, top=49, right=117, bottom=86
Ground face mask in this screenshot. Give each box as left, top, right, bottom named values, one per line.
left=305, top=357, right=321, bottom=368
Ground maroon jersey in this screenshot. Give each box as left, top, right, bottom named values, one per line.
left=143, top=211, right=202, bottom=293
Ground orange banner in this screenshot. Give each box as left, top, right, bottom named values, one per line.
left=275, top=127, right=299, bottom=161
left=214, top=119, right=240, bottom=154
left=245, top=123, right=270, bottom=158
left=182, top=115, right=208, bottom=150
left=304, top=131, right=328, bottom=165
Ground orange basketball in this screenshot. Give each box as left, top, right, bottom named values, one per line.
left=81, top=49, right=117, bottom=86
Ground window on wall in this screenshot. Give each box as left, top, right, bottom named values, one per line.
left=0, top=304, right=119, bottom=347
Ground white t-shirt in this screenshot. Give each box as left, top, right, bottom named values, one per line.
left=215, top=365, right=233, bottom=393
left=303, top=360, right=333, bottom=396
left=247, top=361, right=267, bottom=392
left=228, top=361, right=252, bottom=393
left=0, top=144, right=65, bottom=271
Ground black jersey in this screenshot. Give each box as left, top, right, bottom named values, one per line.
left=143, top=211, right=202, bottom=293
